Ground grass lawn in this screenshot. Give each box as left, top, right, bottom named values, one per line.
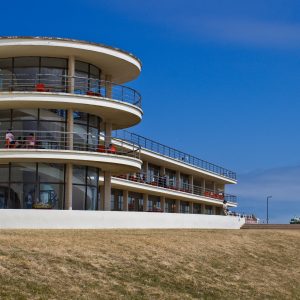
left=0, top=229, right=299, bottom=299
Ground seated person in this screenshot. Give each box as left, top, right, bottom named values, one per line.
left=26, top=133, right=36, bottom=148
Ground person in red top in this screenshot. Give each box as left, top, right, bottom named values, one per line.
left=109, top=143, right=116, bottom=154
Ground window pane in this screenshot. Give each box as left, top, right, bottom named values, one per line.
left=12, top=109, right=38, bottom=120
left=0, top=165, right=9, bottom=182
left=0, top=58, right=12, bottom=71
left=14, top=57, right=39, bottom=68
left=87, top=167, right=98, bottom=186
left=73, top=166, right=86, bottom=185
left=40, top=109, right=66, bottom=122
left=38, top=164, right=64, bottom=183
left=0, top=184, right=9, bottom=208
left=37, top=183, right=63, bottom=209
left=11, top=163, right=36, bottom=183
left=41, top=57, right=67, bottom=69
left=86, top=186, right=97, bottom=210
left=72, top=185, right=85, bottom=210
left=75, top=61, right=89, bottom=73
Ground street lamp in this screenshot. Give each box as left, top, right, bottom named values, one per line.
left=267, top=196, right=272, bottom=224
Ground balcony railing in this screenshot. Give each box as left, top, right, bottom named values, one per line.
left=0, top=73, right=142, bottom=108
left=113, top=130, right=237, bottom=181
left=1, top=130, right=140, bottom=159
left=114, top=172, right=237, bottom=203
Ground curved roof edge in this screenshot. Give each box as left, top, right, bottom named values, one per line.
left=0, top=36, right=142, bottom=68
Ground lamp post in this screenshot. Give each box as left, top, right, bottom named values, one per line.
left=267, top=196, right=272, bottom=224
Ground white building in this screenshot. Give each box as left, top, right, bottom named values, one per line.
left=0, top=37, right=242, bottom=229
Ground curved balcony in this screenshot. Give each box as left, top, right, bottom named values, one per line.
left=0, top=130, right=142, bottom=174
left=0, top=74, right=142, bottom=129
left=115, top=172, right=237, bottom=204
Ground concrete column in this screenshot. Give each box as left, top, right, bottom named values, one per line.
left=103, top=171, right=111, bottom=211
left=67, top=109, right=73, bottom=150
left=189, top=202, right=193, bottom=214
left=160, top=196, right=165, bottom=212
left=99, top=185, right=104, bottom=210
left=176, top=171, right=180, bottom=189
left=68, top=55, right=75, bottom=93
left=105, top=74, right=112, bottom=98
left=189, top=174, right=193, bottom=193
left=104, top=122, right=112, bottom=148
left=202, top=178, right=206, bottom=195
left=65, top=163, right=73, bottom=210
left=176, top=199, right=180, bottom=213
left=143, top=194, right=148, bottom=212
left=123, top=190, right=128, bottom=211
left=143, top=161, right=149, bottom=181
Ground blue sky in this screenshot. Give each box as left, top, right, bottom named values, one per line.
left=1, top=0, right=300, bottom=222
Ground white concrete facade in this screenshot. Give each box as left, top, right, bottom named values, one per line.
left=0, top=210, right=245, bottom=229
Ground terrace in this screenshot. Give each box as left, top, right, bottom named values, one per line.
left=113, top=130, right=237, bottom=181
left=114, top=172, right=237, bottom=204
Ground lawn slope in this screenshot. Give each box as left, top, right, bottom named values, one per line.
left=0, top=229, right=299, bottom=299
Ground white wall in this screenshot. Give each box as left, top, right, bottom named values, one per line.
left=0, top=210, right=245, bottom=229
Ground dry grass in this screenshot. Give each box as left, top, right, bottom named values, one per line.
left=0, top=229, right=299, bottom=299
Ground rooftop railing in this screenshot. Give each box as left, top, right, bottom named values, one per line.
left=114, top=172, right=237, bottom=203
left=0, top=73, right=142, bottom=108
left=1, top=130, right=140, bottom=159
left=113, top=130, right=237, bottom=181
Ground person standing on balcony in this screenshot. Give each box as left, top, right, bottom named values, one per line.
left=5, top=129, right=15, bottom=148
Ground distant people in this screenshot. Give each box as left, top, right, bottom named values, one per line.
left=223, top=200, right=228, bottom=216
left=108, top=143, right=116, bottom=154
left=26, top=133, right=36, bottom=149
left=5, top=129, right=15, bottom=148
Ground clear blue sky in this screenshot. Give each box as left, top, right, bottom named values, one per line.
left=1, top=0, right=300, bottom=222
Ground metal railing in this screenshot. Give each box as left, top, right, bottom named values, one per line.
left=0, top=73, right=142, bottom=108
left=1, top=130, right=140, bottom=159
left=113, top=130, right=237, bottom=181
left=114, top=171, right=237, bottom=203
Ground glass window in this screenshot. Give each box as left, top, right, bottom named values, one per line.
left=111, top=189, right=123, bottom=211
left=86, top=186, right=97, bottom=210
left=87, top=167, right=98, bottom=186
left=12, top=109, right=38, bottom=120
left=128, top=192, right=143, bottom=211
left=0, top=58, right=12, bottom=71
left=0, top=184, right=9, bottom=208
left=165, top=199, right=176, bottom=213
left=41, top=57, right=67, bottom=69
left=38, top=164, right=64, bottom=183
left=180, top=201, right=190, bottom=214
left=14, top=57, right=39, bottom=68
left=0, top=165, right=9, bottom=182
left=73, top=166, right=86, bottom=185
left=148, top=195, right=161, bottom=212
left=193, top=203, right=202, bottom=214
left=72, top=184, right=86, bottom=210
left=10, top=163, right=36, bottom=183
left=37, top=183, right=63, bottom=209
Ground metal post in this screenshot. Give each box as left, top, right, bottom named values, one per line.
left=267, top=196, right=272, bottom=224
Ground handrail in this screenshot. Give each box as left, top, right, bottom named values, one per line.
left=113, top=130, right=237, bottom=181
left=114, top=171, right=237, bottom=203
left=1, top=130, right=140, bottom=159
left=0, top=73, right=142, bottom=108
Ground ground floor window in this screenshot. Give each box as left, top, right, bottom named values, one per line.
left=148, top=195, right=161, bottom=212
left=180, top=201, right=190, bottom=213
left=193, top=203, right=202, bottom=214
left=0, top=163, right=99, bottom=210
left=205, top=205, right=213, bottom=215
left=165, top=199, right=176, bottom=213
left=215, top=206, right=222, bottom=215
left=111, top=189, right=123, bottom=211
left=128, top=192, right=143, bottom=211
